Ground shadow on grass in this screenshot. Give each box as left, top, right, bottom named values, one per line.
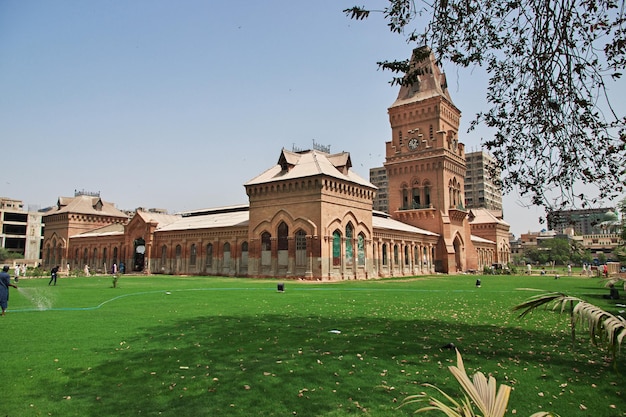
left=45, top=314, right=625, bottom=417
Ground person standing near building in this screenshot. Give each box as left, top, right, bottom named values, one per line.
left=1, top=265, right=18, bottom=316
left=13, top=264, right=20, bottom=283
left=49, top=266, right=59, bottom=286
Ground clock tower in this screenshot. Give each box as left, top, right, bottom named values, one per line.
left=384, top=47, right=477, bottom=273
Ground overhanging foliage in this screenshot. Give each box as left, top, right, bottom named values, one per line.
left=346, top=0, right=626, bottom=211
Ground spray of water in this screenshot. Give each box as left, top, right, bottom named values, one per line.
left=17, top=287, right=55, bottom=310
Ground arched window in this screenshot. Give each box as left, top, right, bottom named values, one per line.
left=277, top=222, right=288, bottom=251
left=261, top=232, right=271, bottom=251
left=190, top=244, right=197, bottom=266
left=357, top=233, right=365, bottom=266
left=113, top=247, right=118, bottom=266
left=402, top=187, right=409, bottom=209
left=261, top=232, right=271, bottom=267
left=424, top=181, right=431, bottom=206
left=206, top=244, right=213, bottom=268
left=103, top=248, right=108, bottom=270
left=404, top=245, right=410, bottom=265
left=345, top=223, right=354, bottom=266
left=51, top=240, right=57, bottom=266
left=175, top=245, right=182, bottom=260
left=92, top=248, right=98, bottom=267
left=295, top=230, right=307, bottom=267
left=83, top=248, right=88, bottom=266
left=241, top=241, right=249, bottom=268
left=223, top=242, right=231, bottom=269
left=161, top=245, right=167, bottom=265
left=382, top=243, right=388, bottom=266
left=332, top=230, right=341, bottom=267
left=412, top=184, right=421, bottom=208
left=278, top=222, right=288, bottom=267
left=393, top=244, right=399, bottom=265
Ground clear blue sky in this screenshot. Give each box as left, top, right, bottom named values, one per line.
left=0, top=0, right=561, bottom=236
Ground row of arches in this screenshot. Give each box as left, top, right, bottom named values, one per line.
left=46, top=208, right=448, bottom=279
left=448, top=177, right=463, bottom=209
left=401, top=180, right=432, bottom=210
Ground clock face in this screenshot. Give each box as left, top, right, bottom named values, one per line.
left=408, top=138, right=419, bottom=150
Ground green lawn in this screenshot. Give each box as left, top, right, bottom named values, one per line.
left=2, top=274, right=624, bottom=416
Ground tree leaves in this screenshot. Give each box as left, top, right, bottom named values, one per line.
left=346, top=0, right=626, bottom=210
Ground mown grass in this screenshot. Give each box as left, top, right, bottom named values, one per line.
left=2, top=274, right=624, bottom=416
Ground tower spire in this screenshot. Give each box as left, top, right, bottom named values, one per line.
left=391, top=46, right=453, bottom=108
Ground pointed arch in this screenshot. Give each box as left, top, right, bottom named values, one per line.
left=452, top=232, right=465, bottom=272
left=332, top=229, right=341, bottom=267
left=345, top=222, right=354, bottom=266
left=252, top=209, right=318, bottom=237
left=422, top=180, right=432, bottom=206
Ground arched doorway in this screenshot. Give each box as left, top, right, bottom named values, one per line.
left=453, top=235, right=463, bottom=273
left=133, top=238, right=146, bottom=272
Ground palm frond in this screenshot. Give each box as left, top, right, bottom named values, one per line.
left=401, top=349, right=558, bottom=416
left=516, top=295, right=626, bottom=359
left=401, top=384, right=469, bottom=416
left=604, top=315, right=626, bottom=351
left=512, top=292, right=583, bottom=318
left=600, top=276, right=626, bottom=291
left=573, top=302, right=613, bottom=344
left=448, top=349, right=511, bottom=417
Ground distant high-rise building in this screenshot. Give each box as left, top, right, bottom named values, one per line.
left=369, top=167, right=388, bottom=213
left=547, top=208, right=616, bottom=235
left=464, top=151, right=503, bottom=215
left=373, top=150, right=505, bottom=216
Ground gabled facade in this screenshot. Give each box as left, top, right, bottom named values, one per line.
left=468, top=208, right=511, bottom=266
left=244, top=149, right=376, bottom=279
left=42, top=192, right=129, bottom=269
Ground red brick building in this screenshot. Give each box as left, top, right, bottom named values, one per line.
left=41, top=48, right=508, bottom=278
